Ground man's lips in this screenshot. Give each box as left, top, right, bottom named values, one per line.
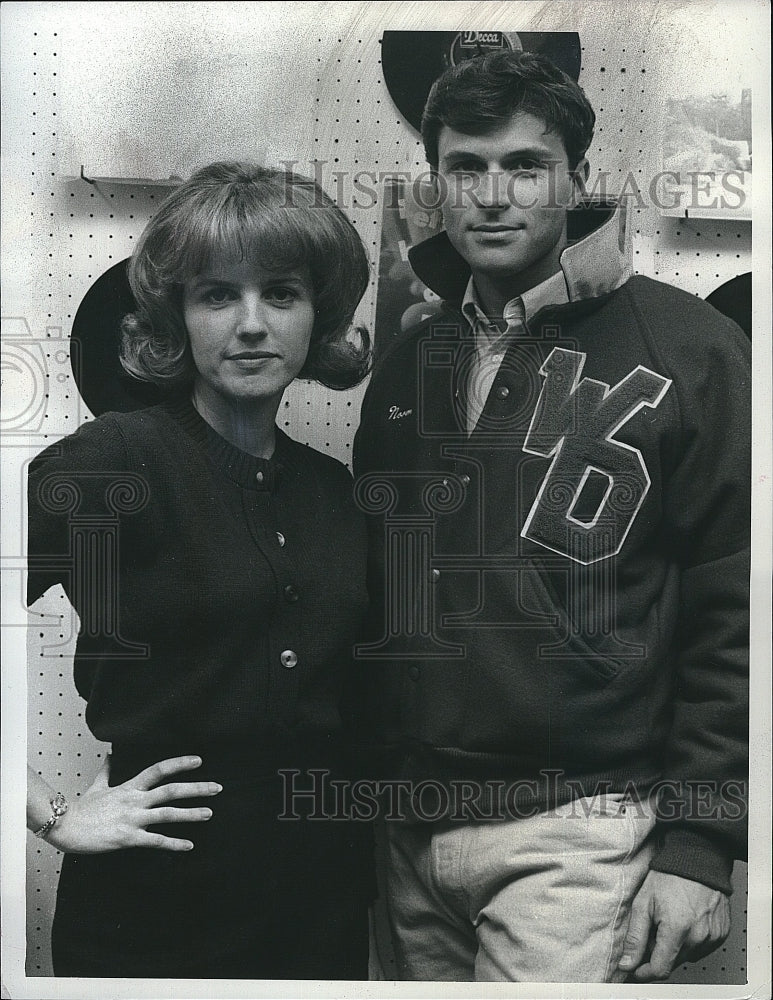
left=470, top=223, right=525, bottom=233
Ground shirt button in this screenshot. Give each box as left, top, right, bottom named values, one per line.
left=283, top=584, right=299, bottom=602
left=408, top=665, right=420, bottom=681
left=256, top=471, right=264, bottom=484
left=280, top=649, right=298, bottom=669
left=495, top=384, right=510, bottom=400
left=276, top=531, right=286, bottom=547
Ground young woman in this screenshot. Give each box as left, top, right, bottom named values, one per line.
left=26, top=161, right=373, bottom=979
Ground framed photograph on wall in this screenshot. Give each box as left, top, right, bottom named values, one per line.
left=660, top=84, right=752, bottom=219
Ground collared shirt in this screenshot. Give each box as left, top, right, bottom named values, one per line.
left=461, top=270, right=569, bottom=435
left=459, top=208, right=633, bottom=435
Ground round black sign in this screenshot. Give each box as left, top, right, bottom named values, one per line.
left=381, top=30, right=582, bottom=133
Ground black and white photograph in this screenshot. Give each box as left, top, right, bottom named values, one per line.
left=1, top=2, right=770, bottom=997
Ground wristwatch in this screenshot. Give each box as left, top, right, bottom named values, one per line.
left=34, top=792, right=68, bottom=839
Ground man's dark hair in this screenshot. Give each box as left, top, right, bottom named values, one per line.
left=421, top=50, right=596, bottom=171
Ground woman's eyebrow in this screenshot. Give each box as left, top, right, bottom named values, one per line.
left=262, top=272, right=306, bottom=283
left=188, top=274, right=237, bottom=287
left=188, top=271, right=308, bottom=287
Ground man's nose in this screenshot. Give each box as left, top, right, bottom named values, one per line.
left=475, top=170, right=507, bottom=209
left=236, top=293, right=269, bottom=338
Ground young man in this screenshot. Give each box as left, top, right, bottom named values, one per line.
left=353, top=51, right=749, bottom=983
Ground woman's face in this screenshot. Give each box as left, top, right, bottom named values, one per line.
left=182, top=256, right=315, bottom=409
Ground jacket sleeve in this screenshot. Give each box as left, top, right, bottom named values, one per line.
left=649, top=309, right=750, bottom=894
left=27, top=415, right=130, bottom=607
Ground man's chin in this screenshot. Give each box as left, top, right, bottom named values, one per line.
left=465, top=248, right=535, bottom=278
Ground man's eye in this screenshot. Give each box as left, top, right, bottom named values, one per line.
left=450, top=162, right=482, bottom=174
left=510, top=160, right=540, bottom=173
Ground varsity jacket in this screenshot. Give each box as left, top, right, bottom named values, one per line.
left=353, top=202, right=750, bottom=893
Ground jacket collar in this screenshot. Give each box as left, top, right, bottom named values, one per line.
left=408, top=198, right=631, bottom=308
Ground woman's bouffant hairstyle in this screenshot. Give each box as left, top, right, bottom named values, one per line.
left=120, top=161, right=371, bottom=391
left=421, top=51, right=596, bottom=172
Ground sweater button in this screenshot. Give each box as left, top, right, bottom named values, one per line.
left=276, top=531, right=286, bottom=547
left=495, top=384, right=510, bottom=400
left=460, top=474, right=471, bottom=487
left=256, top=471, right=265, bottom=484
left=283, top=584, right=299, bottom=602
left=280, top=649, right=298, bottom=669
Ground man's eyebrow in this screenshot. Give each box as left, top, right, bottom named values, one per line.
left=500, top=147, right=557, bottom=162
left=441, top=146, right=556, bottom=164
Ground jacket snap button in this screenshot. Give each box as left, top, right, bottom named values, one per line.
left=460, top=474, right=471, bottom=486
left=431, top=568, right=441, bottom=582
left=280, top=649, right=298, bottom=669
left=495, top=384, right=510, bottom=400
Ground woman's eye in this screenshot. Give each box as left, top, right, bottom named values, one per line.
left=203, top=286, right=235, bottom=305
left=265, top=286, right=297, bottom=304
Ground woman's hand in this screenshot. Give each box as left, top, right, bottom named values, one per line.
left=43, top=755, right=222, bottom=854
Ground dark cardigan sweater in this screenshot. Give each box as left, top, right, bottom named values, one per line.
left=27, top=395, right=369, bottom=757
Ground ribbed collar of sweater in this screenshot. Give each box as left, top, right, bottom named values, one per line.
left=160, top=393, right=297, bottom=492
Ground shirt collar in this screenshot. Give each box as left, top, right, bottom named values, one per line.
left=461, top=269, right=569, bottom=337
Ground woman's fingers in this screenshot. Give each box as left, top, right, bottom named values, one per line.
left=136, top=830, right=196, bottom=852
left=146, top=805, right=214, bottom=825
left=125, top=756, right=204, bottom=791
left=144, top=780, right=223, bottom=806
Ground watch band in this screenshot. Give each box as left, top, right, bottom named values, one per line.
left=34, top=792, right=68, bottom=839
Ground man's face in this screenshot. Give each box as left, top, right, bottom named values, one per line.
left=435, top=112, right=583, bottom=291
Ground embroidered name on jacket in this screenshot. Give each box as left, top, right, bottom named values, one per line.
left=521, top=348, right=671, bottom=565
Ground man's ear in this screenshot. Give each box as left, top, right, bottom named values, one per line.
left=427, top=169, right=441, bottom=204
left=569, top=157, right=590, bottom=205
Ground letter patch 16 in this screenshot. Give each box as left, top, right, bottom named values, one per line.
left=521, top=348, right=671, bottom=564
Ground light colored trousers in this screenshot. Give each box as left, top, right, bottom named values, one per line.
left=385, top=793, right=656, bottom=982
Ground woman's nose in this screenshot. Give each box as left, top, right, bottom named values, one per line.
left=236, top=293, right=269, bottom=338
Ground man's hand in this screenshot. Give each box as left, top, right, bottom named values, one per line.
left=618, top=871, right=730, bottom=981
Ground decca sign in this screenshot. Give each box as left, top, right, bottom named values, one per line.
left=450, top=31, right=517, bottom=65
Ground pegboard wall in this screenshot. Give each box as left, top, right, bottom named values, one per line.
left=2, top=0, right=760, bottom=988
